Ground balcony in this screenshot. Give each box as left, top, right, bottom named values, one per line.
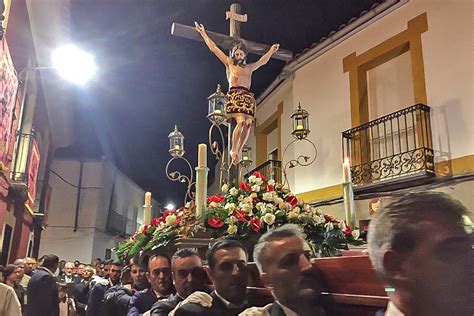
left=246, top=160, right=282, bottom=183
left=342, top=104, right=434, bottom=188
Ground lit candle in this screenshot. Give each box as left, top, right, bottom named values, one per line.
left=214, top=109, right=222, bottom=114
left=296, top=124, right=304, bottom=130
left=145, top=192, right=152, bottom=206
left=198, top=144, right=207, bottom=168
left=243, top=156, right=249, bottom=161
left=174, top=145, right=181, bottom=150
left=343, top=157, right=351, bottom=183
left=144, top=192, right=152, bottom=224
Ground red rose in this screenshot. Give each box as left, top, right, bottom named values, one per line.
left=343, top=226, right=352, bottom=236
left=150, top=218, right=161, bottom=226
left=238, top=182, right=251, bottom=192
left=250, top=218, right=262, bottom=233
left=207, top=195, right=225, bottom=204
left=233, top=209, right=248, bottom=222
left=253, top=171, right=262, bottom=178
left=363, top=225, right=369, bottom=231
left=207, top=217, right=224, bottom=228
left=142, top=225, right=149, bottom=234
left=285, top=196, right=298, bottom=207
left=324, top=214, right=339, bottom=223
left=266, top=185, right=274, bottom=192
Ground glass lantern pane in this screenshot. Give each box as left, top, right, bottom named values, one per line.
left=208, top=99, right=214, bottom=114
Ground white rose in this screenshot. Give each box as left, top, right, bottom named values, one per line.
left=250, top=192, right=257, bottom=198
left=288, top=211, right=298, bottom=219
left=266, top=203, right=275, bottom=212
left=209, top=202, right=218, bottom=209
left=267, top=179, right=275, bottom=186
left=227, top=224, right=238, bottom=235
left=166, top=214, right=177, bottom=225
left=255, top=202, right=264, bottom=211
left=255, top=178, right=263, bottom=186
left=225, top=203, right=236, bottom=211
left=351, top=229, right=360, bottom=239
left=274, top=196, right=283, bottom=205
left=222, top=184, right=229, bottom=193
left=251, top=185, right=261, bottom=192
left=243, top=196, right=253, bottom=204
left=248, top=175, right=257, bottom=183
left=229, top=187, right=239, bottom=196
left=263, top=213, right=276, bottom=225
left=240, top=203, right=252, bottom=212
left=262, top=192, right=274, bottom=202
left=325, top=222, right=334, bottom=231
left=293, top=206, right=301, bottom=214
left=314, top=215, right=325, bottom=224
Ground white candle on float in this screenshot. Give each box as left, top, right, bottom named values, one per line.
left=343, top=157, right=351, bottom=183
left=145, top=192, right=152, bottom=206
left=198, top=144, right=207, bottom=168
left=144, top=192, right=152, bottom=224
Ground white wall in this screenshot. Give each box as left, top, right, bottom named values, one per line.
left=39, top=158, right=157, bottom=263
left=254, top=0, right=474, bottom=197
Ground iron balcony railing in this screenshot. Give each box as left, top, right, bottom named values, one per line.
left=246, top=160, right=282, bottom=183
left=342, top=104, right=434, bottom=187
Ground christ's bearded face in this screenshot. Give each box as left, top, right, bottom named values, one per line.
left=232, top=48, right=247, bottom=66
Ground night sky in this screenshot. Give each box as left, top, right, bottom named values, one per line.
left=69, top=0, right=380, bottom=206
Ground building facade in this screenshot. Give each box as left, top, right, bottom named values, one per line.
left=247, top=0, right=473, bottom=223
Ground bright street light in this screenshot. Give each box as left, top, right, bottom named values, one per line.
left=51, top=44, right=97, bottom=85
left=165, top=203, right=175, bottom=211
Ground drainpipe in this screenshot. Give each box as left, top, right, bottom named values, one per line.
left=73, top=159, right=84, bottom=232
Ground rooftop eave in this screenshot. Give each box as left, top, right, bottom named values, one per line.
left=257, top=0, right=409, bottom=105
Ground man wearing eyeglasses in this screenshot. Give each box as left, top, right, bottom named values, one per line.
left=241, top=224, right=326, bottom=316
left=127, top=254, right=174, bottom=316
left=174, top=240, right=250, bottom=316
left=150, top=249, right=208, bottom=315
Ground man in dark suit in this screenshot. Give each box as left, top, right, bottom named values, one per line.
left=150, top=249, right=208, bottom=316
left=58, top=261, right=81, bottom=284
left=127, top=254, right=174, bottom=315
left=241, top=224, right=326, bottom=316
left=73, top=265, right=94, bottom=316
left=86, top=261, right=122, bottom=316
left=25, top=254, right=60, bottom=316
left=174, top=240, right=250, bottom=316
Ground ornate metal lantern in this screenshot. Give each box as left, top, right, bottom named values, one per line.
left=168, top=125, right=185, bottom=157
left=240, top=145, right=253, bottom=168
left=291, top=103, right=310, bottom=140
left=207, top=84, right=227, bottom=125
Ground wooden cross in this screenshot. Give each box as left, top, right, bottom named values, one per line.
left=171, top=4, right=292, bottom=179
left=171, top=3, right=292, bottom=61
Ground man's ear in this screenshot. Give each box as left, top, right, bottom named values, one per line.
left=146, top=271, right=151, bottom=282
left=260, top=272, right=274, bottom=290
left=383, top=249, right=408, bottom=284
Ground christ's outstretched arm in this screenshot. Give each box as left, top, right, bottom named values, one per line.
left=250, top=44, right=279, bottom=71
left=195, top=22, right=229, bottom=65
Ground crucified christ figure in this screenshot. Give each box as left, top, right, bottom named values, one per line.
left=195, top=22, right=279, bottom=165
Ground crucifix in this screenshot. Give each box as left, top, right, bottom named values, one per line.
left=171, top=4, right=292, bottom=179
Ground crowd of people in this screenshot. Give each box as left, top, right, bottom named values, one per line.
left=0, top=192, right=471, bottom=316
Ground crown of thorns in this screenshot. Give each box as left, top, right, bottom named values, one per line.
left=230, top=40, right=248, bottom=56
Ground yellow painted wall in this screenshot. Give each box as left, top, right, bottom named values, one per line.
left=254, top=0, right=473, bottom=200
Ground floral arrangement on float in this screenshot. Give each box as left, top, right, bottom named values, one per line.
left=115, top=171, right=363, bottom=261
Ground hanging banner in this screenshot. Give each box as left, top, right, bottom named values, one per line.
left=25, top=139, right=40, bottom=213
left=0, top=38, right=19, bottom=171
